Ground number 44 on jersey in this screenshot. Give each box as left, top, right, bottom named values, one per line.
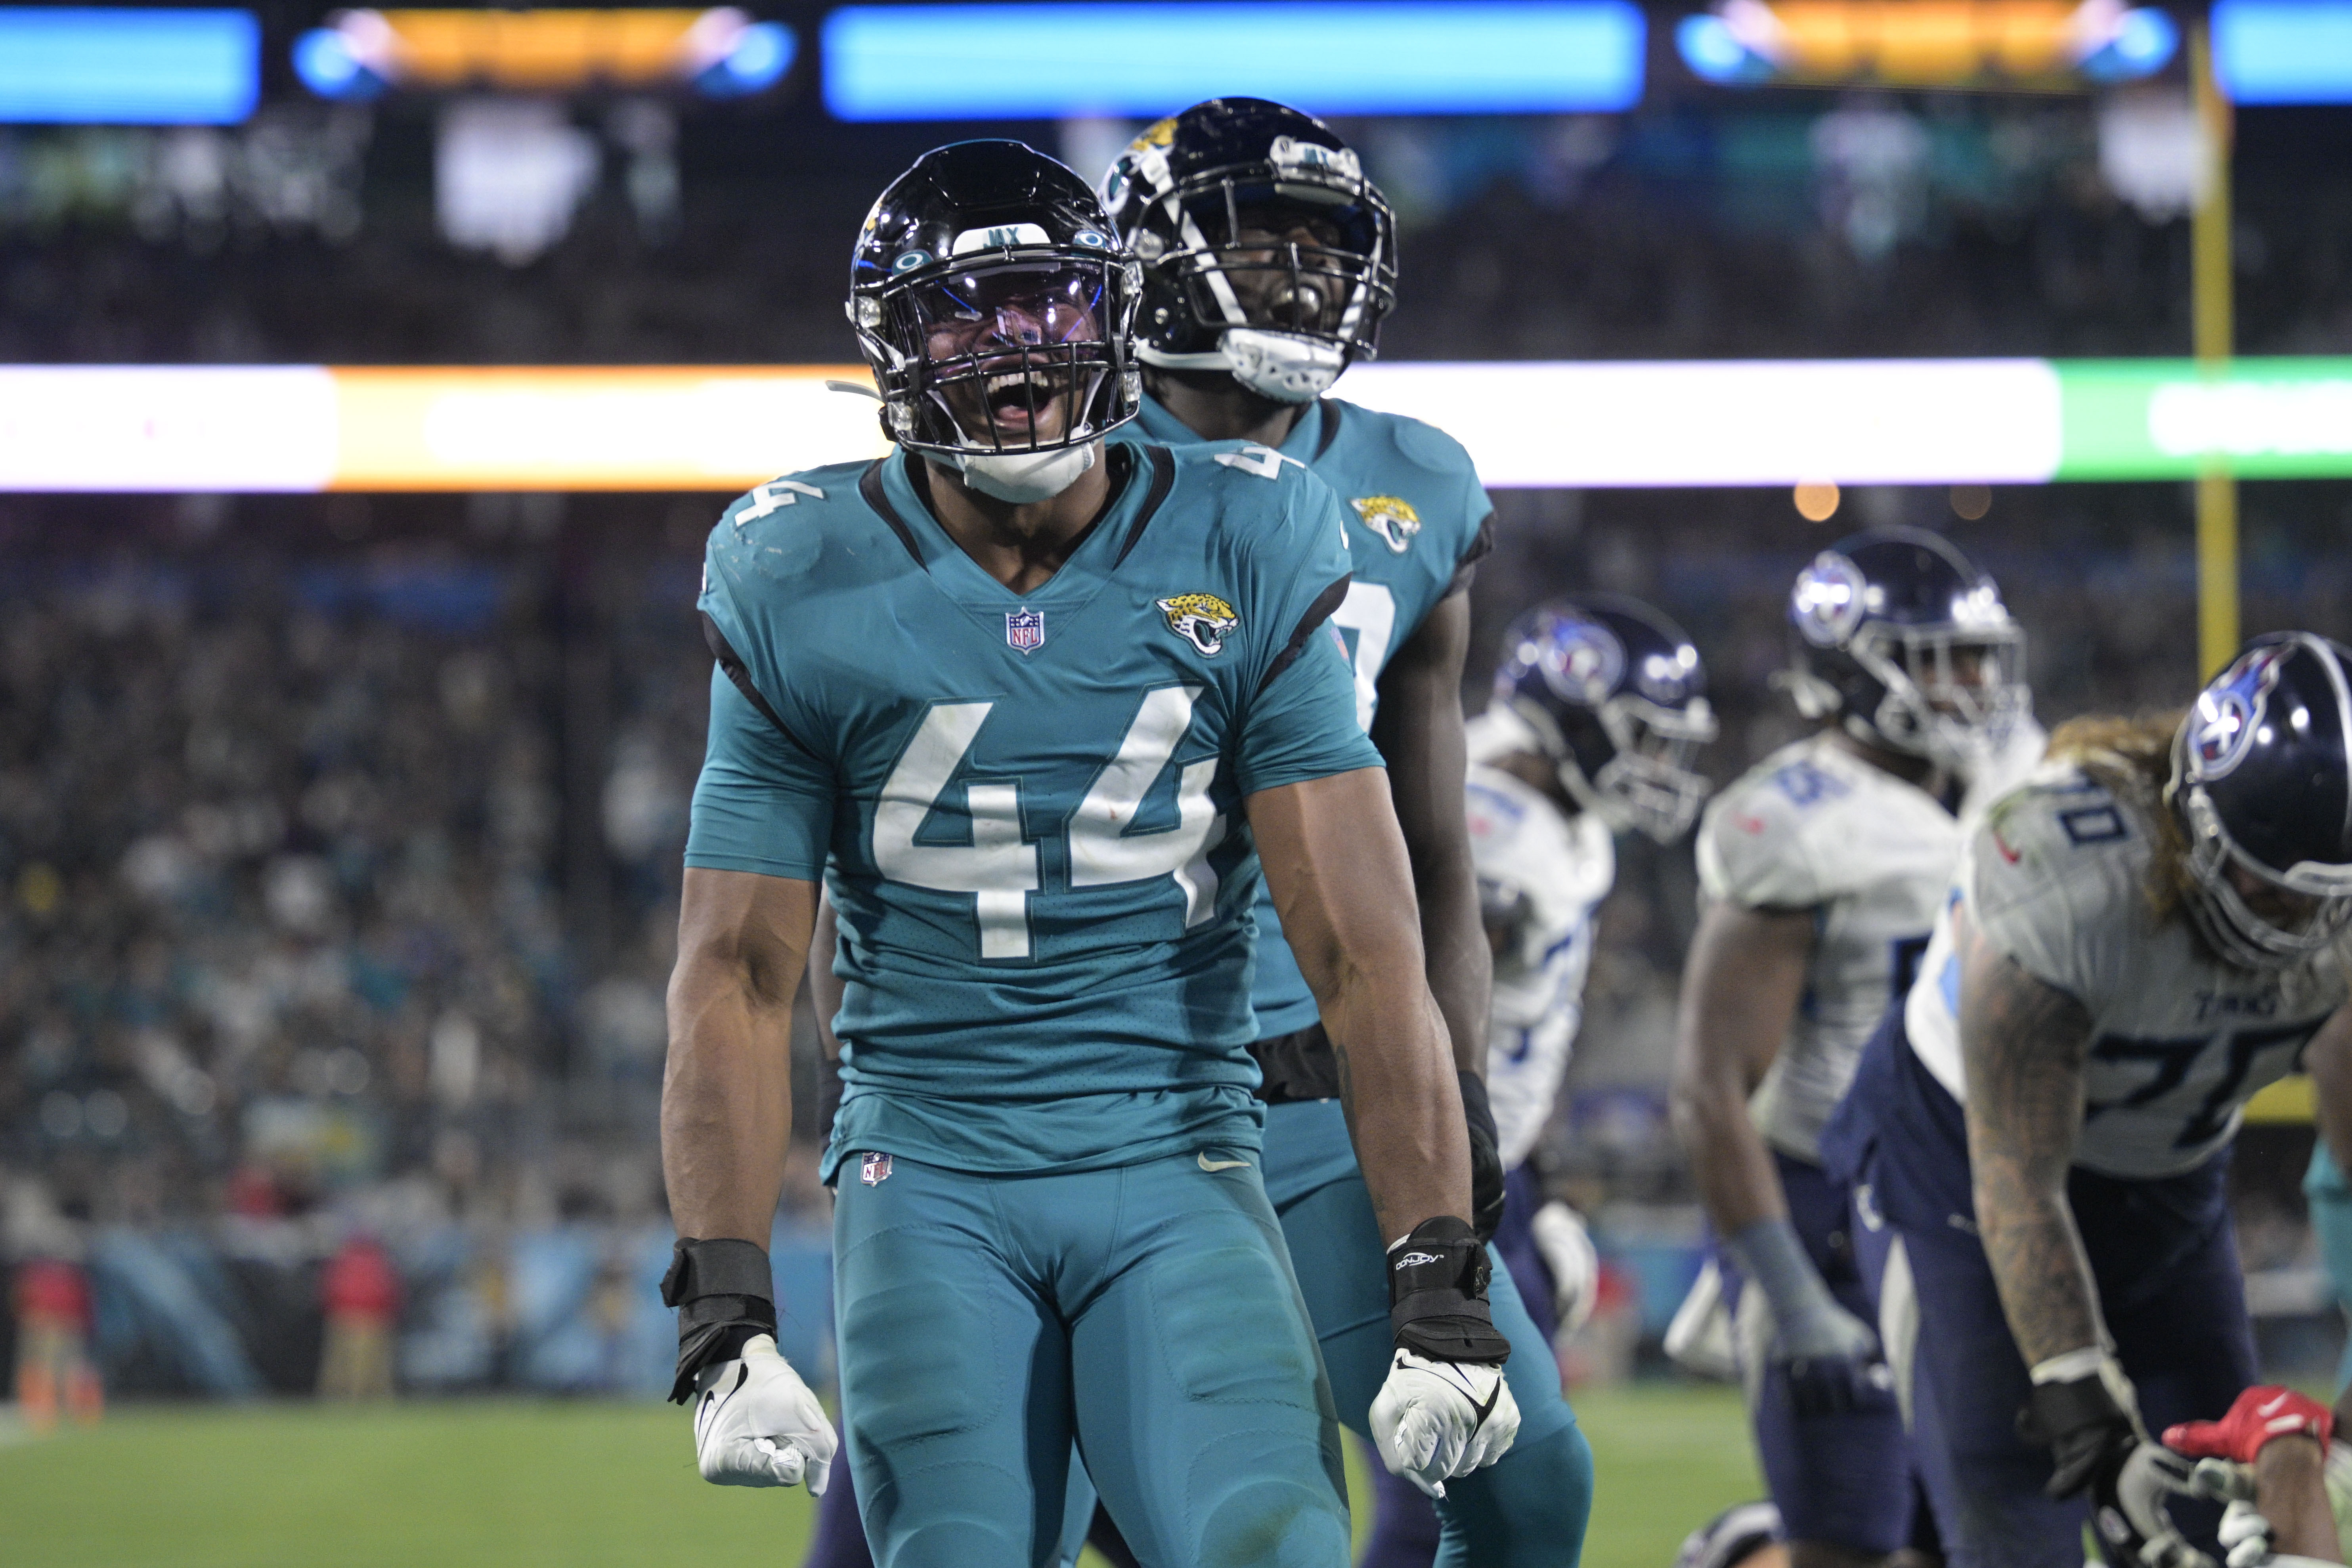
left=874, top=686, right=1225, bottom=959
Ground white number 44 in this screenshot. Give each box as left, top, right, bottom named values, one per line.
left=872, top=689, right=1225, bottom=959
left=736, top=480, right=824, bottom=524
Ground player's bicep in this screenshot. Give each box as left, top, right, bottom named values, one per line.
left=675, top=866, right=821, bottom=1010
left=1233, top=606, right=1384, bottom=797
left=685, top=667, right=835, bottom=881
left=1956, top=905, right=2095, bottom=1179
left=1247, top=767, right=1413, bottom=1006
left=1674, top=898, right=1813, bottom=1094
left=1369, top=594, right=1472, bottom=856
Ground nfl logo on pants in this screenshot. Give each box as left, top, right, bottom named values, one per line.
left=1005, top=609, right=1044, bottom=653
left=860, top=1151, right=892, bottom=1186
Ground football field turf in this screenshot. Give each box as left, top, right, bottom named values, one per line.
left=0, top=1383, right=1759, bottom=1567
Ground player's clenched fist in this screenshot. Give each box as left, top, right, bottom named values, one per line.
left=1371, top=1348, right=1520, bottom=1499
left=1371, top=1217, right=1520, bottom=1498
left=692, top=1334, right=836, bottom=1492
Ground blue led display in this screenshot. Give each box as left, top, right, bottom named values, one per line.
left=2215, top=1, right=2352, bottom=103
left=0, top=8, right=259, bottom=124
left=822, top=2, right=1645, bottom=121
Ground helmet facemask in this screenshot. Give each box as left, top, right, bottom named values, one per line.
left=1130, top=139, right=1395, bottom=403
left=1843, top=619, right=2029, bottom=773
left=1509, top=690, right=1719, bottom=844
left=855, top=252, right=1142, bottom=463
left=2172, top=725, right=2352, bottom=970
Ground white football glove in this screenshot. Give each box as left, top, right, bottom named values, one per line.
left=690, top=1333, right=836, bottom=1492
left=1369, top=1348, right=1521, bottom=1499
left=1530, top=1201, right=1600, bottom=1339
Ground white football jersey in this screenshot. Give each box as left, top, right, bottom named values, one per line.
left=1905, top=761, right=2349, bottom=1179
left=1466, top=762, right=1614, bottom=1169
left=1697, top=728, right=2044, bottom=1163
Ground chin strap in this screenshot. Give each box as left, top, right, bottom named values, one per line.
left=945, top=442, right=1098, bottom=505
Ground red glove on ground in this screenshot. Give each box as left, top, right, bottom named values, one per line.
left=2164, top=1385, right=2335, bottom=1463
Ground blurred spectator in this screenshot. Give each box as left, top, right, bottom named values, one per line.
left=13, top=1251, right=99, bottom=1430
left=317, top=1231, right=399, bottom=1399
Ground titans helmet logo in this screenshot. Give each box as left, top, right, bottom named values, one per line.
left=1539, top=616, right=1625, bottom=706
left=1791, top=550, right=1869, bottom=648
left=2188, top=644, right=2289, bottom=781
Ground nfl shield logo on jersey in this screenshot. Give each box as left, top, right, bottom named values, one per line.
left=1005, top=608, right=1045, bottom=654
left=860, top=1151, right=893, bottom=1186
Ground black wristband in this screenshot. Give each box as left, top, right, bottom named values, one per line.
left=1387, top=1215, right=1512, bottom=1365
left=662, top=1237, right=778, bottom=1404
left=1457, top=1070, right=1506, bottom=1244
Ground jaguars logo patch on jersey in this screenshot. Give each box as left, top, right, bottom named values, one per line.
left=1157, top=593, right=1239, bottom=657
left=1350, top=495, right=1423, bottom=555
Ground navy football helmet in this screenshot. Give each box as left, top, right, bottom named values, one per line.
left=1489, top=595, right=1717, bottom=843
left=1781, top=526, right=2028, bottom=774
left=849, top=140, right=1142, bottom=462
left=2168, top=632, right=2352, bottom=969
left=1100, top=98, right=1395, bottom=403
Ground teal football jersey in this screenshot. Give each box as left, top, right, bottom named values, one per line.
left=686, top=443, right=1381, bottom=1179
left=1123, top=393, right=1495, bottom=1038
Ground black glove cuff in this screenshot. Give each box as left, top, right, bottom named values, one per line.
left=1387, top=1216, right=1512, bottom=1365
left=2017, top=1370, right=2128, bottom=1447
left=2017, top=1372, right=2134, bottom=1499
left=663, top=1238, right=777, bottom=1404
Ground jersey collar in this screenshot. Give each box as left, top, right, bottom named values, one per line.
left=870, top=444, right=1163, bottom=612
left=1135, top=390, right=1325, bottom=460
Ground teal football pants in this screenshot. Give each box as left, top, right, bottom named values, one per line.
left=831, top=1147, right=1352, bottom=1568
left=1057, top=1103, right=1594, bottom=1568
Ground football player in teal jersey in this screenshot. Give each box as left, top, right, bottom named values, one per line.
left=663, top=140, right=1522, bottom=1568
left=1090, top=101, right=1597, bottom=1568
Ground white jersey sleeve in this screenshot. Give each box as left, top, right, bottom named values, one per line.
left=1904, top=761, right=2351, bottom=1178
left=1696, top=736, right=1969, bottom=1161
left=1466, top=765, right=1613, bottom=1170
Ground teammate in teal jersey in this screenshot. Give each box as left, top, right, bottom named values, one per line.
left=662, top=140, right=1523, bottom=1568
left=1092, top=101, right=1596, bottom=1568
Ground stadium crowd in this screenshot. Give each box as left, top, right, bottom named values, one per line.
left=6, top=87, right=2352, bottom=1407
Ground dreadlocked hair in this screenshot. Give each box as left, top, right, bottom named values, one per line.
left=2045, top=709, right=2193, bottom=922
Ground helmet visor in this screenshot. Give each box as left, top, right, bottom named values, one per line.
left=889, top=259, right=1122, bottom=453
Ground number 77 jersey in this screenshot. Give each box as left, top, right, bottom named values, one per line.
left=1902, top=760, right=2349, bottom=1178
left=686, top=443, right=1383, bottom=1181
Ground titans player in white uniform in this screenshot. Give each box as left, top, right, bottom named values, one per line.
left=1672, top=528, right=2038, bottom=1568
left=1470, top=596, right=1717, bottom=1350
left=1823, top=633, right=2352, bottom=1567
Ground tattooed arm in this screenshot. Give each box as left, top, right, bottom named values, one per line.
left=1956, top=902, right=2105, bottom=1366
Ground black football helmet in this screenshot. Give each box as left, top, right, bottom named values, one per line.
left=1100, top=98, right=1395, bottom=403
left=1781, top=526, right=2029, bottom=774
left=1488, top=595, right=1717, bottom=843
left=2168, top=632, right=2352, bottom=969
left=849, top=140, right=1142, bottom=461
